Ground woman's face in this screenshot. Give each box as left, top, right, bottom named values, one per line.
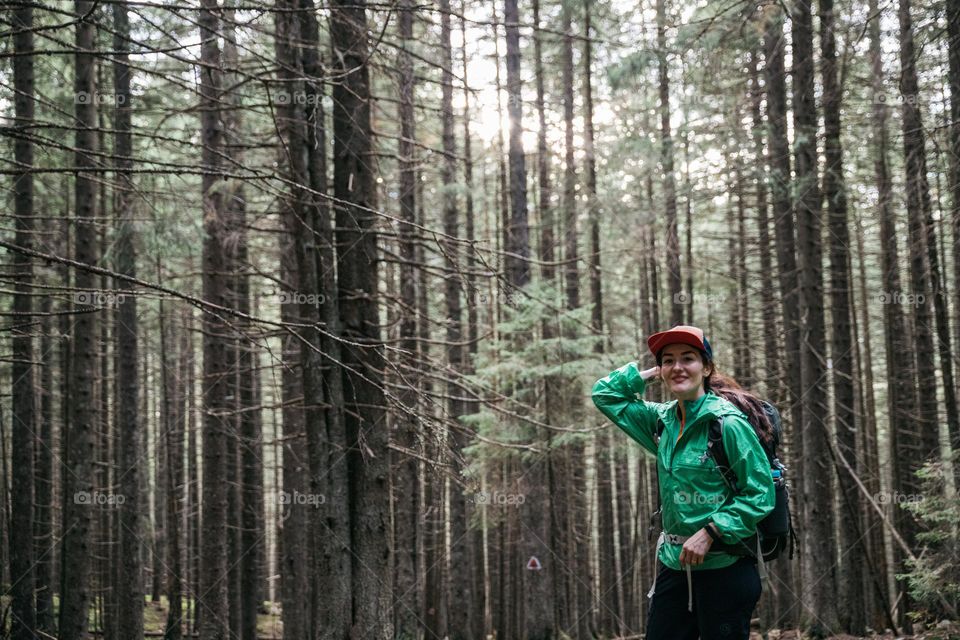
left=659, top=343, right=711, bottom=399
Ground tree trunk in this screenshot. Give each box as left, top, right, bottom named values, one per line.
left=95, top=126, right=113, bottom=636
left=461, top=2, right=480, bottom=366
left=36, top=295, right=55, bottom=635
left=425, top=3, right=454, bottom=637
left=764, top=5, right=801, bottom=624
left=596, top=434, right=620, bottom=637
left=533, top=4, right=567, bottom=635
left=534, top=0, right=553, bottom=286
left=614, top=444, right=634, bottom=634
left=185, top=308, right=200, bottom=637
left=59, top=1, right=99, bottom=635
left=96, top=102, right=115, bottom=637
left=898, top=0, right=940, bottom=470
left=278, top=227, right=308, bottom=640
left=491, top=2, right=510, bottom=289
left=657, top=0, right=682, bottom=325
left=439, top=1, right=470, bottom=638
left=272, top=5, right=308, bottom=636
left=584, top=57, right=610, bottom=587
left=920, top=15, right=960, bottom=465
left=646, top=176, right=662, bottom=334
left=868, top=0, right=912, bottom=598
left=160, top=304, right=183, bottom=640
left=198, top=0, right=230, bottom=633
left=735, top=162, right=751, bottom=388
left=561, top=0, right=579, bottom=311
left=820, top=0, right=865, bottom=631
left=896, top=0, right=939, bottom=587
left=792, top=0, right=838, bottom=632
left=748, top=50, right=781, bottom=402
left=460, top=12, right=484, bottom=638
left=217, top=13, right=242, bottom=633
left=854, top=206, right=893, bottom=630
left=503, top=0, right=531, bottom=289
left=234, top=177, right=261, bottom=640
left=10, top=0, right=37, bottom=635
left=393, top=0, right=421, bottom=637
left=57, top=191, right=73, bottom=623
left=951, top=0, right=960, bottom=390
left=897, top=0, right=952, bottom=623
left=113, top=2, right=144, bottom=634
left=330, top=0, right=393, bottom=635
left=237, top=255, right=263, bottom=640
left=503, top=1, right=552, bottom=636
left=216, top=15, right=262, bottom=640
left=153, top=319, right=167, bottom=605
left=726, top=150, right=746, bottom=384
left=683, top=129, right=694, bottom=324
left=584, top=0, right=604, bottom=348
left=291, top=0, right=353, bottom=636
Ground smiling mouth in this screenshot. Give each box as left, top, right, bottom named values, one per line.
left=672, top=377, right=688, bottom=383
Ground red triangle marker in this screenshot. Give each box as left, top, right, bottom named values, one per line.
left=526, top=556, right=542, bottom=571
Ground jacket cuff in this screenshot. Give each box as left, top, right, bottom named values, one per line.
left=705, top=521, right=723, bottom=544
left=624, top=362, right=648, bottom=395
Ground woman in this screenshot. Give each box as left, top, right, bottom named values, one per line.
left=592, top=325, right=775, bottom=640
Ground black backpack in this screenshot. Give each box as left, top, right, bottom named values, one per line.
left=653, top=401, right=798, bottom=562
left=707, top=401, right=797, bottom=562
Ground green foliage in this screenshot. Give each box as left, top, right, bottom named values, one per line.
left=674, top=2, right=734, bottom=52
left=900, top=459, right=960, bottom=619
left=461, top=280, right=600, bottom=465
left=607, top=50, right=657, bottom=90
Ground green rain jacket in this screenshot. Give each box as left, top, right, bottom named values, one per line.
left=592, top=362, right=775, bottom=571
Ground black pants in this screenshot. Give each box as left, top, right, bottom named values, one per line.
left=645, top=557, right=761, bottom=640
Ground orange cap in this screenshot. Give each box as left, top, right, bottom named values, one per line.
left=647, top=325, right=713, bottom=360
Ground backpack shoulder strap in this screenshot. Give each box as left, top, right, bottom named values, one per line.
left=650, top=417, right=666, bottom=542
left=707, top=416, right=741, bottom=494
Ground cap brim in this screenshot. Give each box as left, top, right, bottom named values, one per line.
left=647, top=329, right=708, bottom=358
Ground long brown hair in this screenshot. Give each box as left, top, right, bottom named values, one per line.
left=704, top=367, right=774, bottom=445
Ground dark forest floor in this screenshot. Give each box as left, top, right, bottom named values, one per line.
left=141, top=596, right=282, bottom=637
left=755, top=620, right=960, bottom=640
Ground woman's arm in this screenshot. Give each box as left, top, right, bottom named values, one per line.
left=707, top=415, right=776, bottom=542
left=591, top=362, right=665, bottom=455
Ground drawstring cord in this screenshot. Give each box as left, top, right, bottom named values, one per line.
left=647, top=532, right=665, bottom=599
left=756, top=535, right=767, bottom=581
left=647, top=532, right=695, bottom=611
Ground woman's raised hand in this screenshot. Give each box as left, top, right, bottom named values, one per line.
left=641, top=365, right=661, bottom=381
